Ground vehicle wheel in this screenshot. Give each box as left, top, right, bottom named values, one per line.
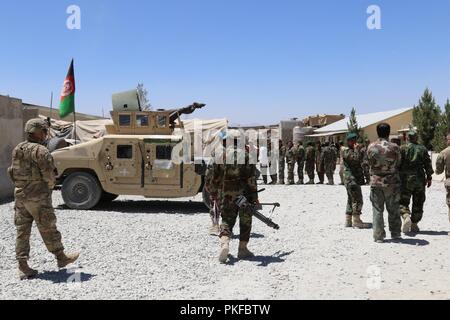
left=61, top=172, right=102, bottom=209
left=202, top=187, right=212, bottom=210
left=100, top=191, right=119, bottom=203
left=47, top=137, right=69, bottom=152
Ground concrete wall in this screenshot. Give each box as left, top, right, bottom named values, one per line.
left=0, top=96, right=25, bottom=200
left=0, top=96, right=39, bottom=200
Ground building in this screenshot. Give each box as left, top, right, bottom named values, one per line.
left=307, top=107, right=413, bottom=143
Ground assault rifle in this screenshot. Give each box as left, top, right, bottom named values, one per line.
left=235, top=189, right=280, bottom=230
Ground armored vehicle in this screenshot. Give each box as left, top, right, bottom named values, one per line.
left=53, top=92, right=210, bottom=209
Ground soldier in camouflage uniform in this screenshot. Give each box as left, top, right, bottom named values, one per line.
left=285, top=141, right=296, bottom=185
left=367, top=123, right=402, bottom=243
left=217, top=135, right=259, bottom=263
left=315, top=141, right=325, bottom=184
left=7, top=119, right=79, bottom=280
left=321, top=141, right=337, bottom=185
left=359, top=139, right=370, bottom=185
left=435, top=134, right=450, bottom=236
left=205, top=160, right=222, bottom=236
left=399, top=130, right=433, bottom=233
left=296, top=141, right=305, bottom=184
left=278, top=140, right=286, bottom=184
left=305, top=142, right=316, bottom=184
left=338, top=141, right=345, bottom=185
left=342, top=133, right=370, bottom=229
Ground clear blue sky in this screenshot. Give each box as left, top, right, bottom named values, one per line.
left=1, top=0, right=449, bottom=124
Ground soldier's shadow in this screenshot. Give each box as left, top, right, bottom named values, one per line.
left=385, top=238, right=429, bottom=246
left=227, top=250, right=294, bottom=267
left=35, top=269, right=95, bottom=284
left=57, top=200, right=209, bottom=215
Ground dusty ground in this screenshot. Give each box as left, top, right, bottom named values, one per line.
left=1, top=174, right=449, bottom=300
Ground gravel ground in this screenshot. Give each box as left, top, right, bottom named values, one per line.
left=1, top=174, right=450, bottom=300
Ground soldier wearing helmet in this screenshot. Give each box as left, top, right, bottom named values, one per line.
left=7, top=118, right=80, bottom=280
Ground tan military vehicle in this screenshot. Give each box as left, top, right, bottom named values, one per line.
left=53, top=92, right=210, bottom=210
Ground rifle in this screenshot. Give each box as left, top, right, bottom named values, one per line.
left=235, top=189, right=280, bottom=230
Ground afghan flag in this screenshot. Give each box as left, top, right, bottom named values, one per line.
left=59, top=59, right=75, bottom=118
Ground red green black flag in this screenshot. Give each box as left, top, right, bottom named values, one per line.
left=59, top=59, right=75, bottom=118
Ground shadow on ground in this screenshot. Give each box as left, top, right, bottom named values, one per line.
left=57, top=200, right=208, bottom=215
left=35, top=269, right=95, bottom=284
left=385, top=238, right=430, bottom=246
left=227, top=250, right=294, bottom=267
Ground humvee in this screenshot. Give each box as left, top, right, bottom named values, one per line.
left=53, top=98, right=211, bottom=210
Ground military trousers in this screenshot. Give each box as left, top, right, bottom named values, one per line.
left=297, top=160, right=305, bottom=183
left=220, top=196, right=252, bottom=242
left=14, top=195, right=64, bottom=260
left=287, top=163, right=295, bottom=184
left=399, top=177, right=426, bottom=224
left=325, top=168, right=334, bottom=184
left=305, top=164, right=315, bottom=181
left=370, top=186, right=402, bottom=240
left=345, top=184, right=363, bottom=216
left=278, top=160, right=285, bottom=182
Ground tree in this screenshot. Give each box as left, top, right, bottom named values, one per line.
left=432, top=99, right=450, bottom=152
left=137, top=83, right=151, bottom=111
left=412, top=88, right=441, bottom=150
left=347, top=107, right=362, bottom=138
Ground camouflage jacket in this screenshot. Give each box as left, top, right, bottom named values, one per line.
left=399, top=142, right=434, bottom=181
left=359, top=147, right=369, bottom=168
left=367, top=138, right=401, bottom=187
left=221, top=147, right=259, bottom=203
left=342, top=147, right=365, bottom=186
left=296, top=145, right=305, bottom=162
left=305, top=146, right=315, bottom=164
left=321, top=146, right=337, bottom=172
left=286, top=146, right=297, bottom=165
left=7, top=140, right=56, bottom=201
left=315, top=147, right=324, bottom=172
left=436, top=146, right=450, bottom=184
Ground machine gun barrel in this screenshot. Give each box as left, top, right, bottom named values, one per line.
left=252, top=209, right=280, bottom=230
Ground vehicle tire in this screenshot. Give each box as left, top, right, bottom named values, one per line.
left=61, top=172, right=103, bottom=210
left=202, top=187, right=212, bottom=210
left=47, top=137, right=69, bottom=152
left=100, top=191, right=119, bottom=203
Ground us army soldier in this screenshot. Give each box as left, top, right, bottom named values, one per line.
left=305, top=142, right=315, bottom=184
left=296, top=141, right=305, bottom=184
left=7, top=119, right=80, bottom=280
left=321, top=141, right=336, bottom=185
left=435, top=133, right=450, bottom=236
left=278, top=140, right=286, bottom=184
left=285, top=141, right=296, bottom=185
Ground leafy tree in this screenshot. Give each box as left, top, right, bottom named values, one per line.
left=137, top=83, right=151, bottom=111
left=347, top=107, right=362, bottom=138
left=432, top=99, right=450, bottom=152
left=412, top=88, right=440, bottom=150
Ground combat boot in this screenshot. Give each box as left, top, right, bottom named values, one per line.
left=401, top=213, right=412, bottom=233
left=410, top=223, right=420, bottom=233
left=345, top=215, right=352, bottom=227
left=352, top=215, right=370, bottom=229
left=218, top=236, right=230, bottom=263
left=237, top=241, right=255, bottom=259
left=270, top=175, right=277, bottom=185
left=55, top=251, right=80, bottom=268
left=18, top=260, right=38, bottom=280
left=209, top=224, right=220, bottom=236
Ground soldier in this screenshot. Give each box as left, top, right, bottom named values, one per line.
left=435, top=134, right=450, bottom=236
left=285, top=141, right=296, bottom=185
left=296, top=141, right=305, bottom=185
left=359, top=139, right=370, bottom=185
left=399, top=130, right=433, bottom=233
left=315, top=142, right=325, bottom=184
left=338, top=141, right=345, bottom=185
left=321, top=141, right=336, bottom=185
left=205, top=162, right=222, bottom=236
left=218, top=135, right=259, bottom=263
left=7, top=119, right=79, bottom=280
left=278, top=140, right=286, bottom=184
left=367, top=123, right=402, bottom=243
left=342, top=133, right=370, bottom=228
left=305, top=142, right=316, bottom=184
